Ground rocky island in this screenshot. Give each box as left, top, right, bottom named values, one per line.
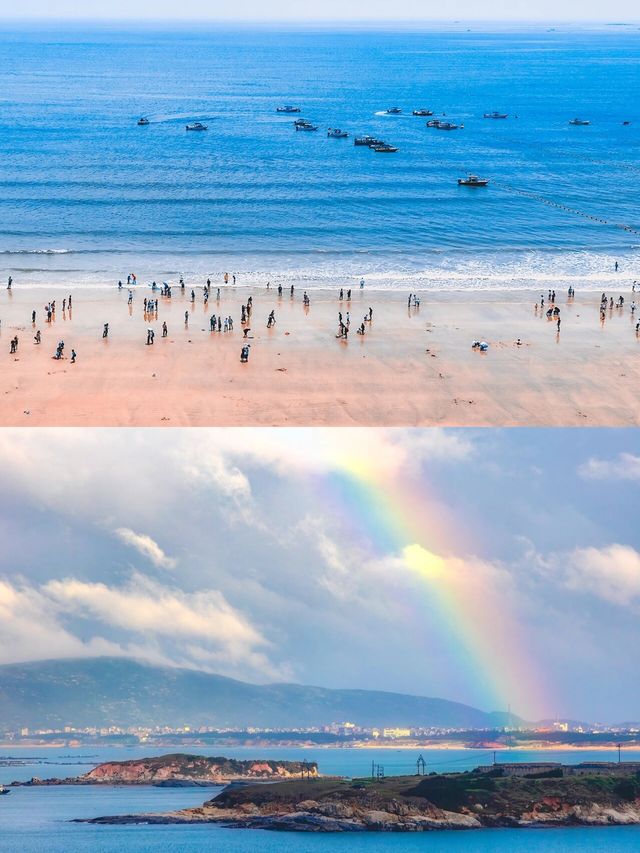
left=79, top=765, right=640, bottom=831
left=10, top=753, right=318, bottom=787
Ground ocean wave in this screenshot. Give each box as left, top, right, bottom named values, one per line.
left=0, top=249, right=74, bottom=255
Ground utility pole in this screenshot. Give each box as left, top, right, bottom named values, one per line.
left=617, top=743, right=622, bottom=764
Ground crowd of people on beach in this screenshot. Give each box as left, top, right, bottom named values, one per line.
left=4, top=271, right=640, bottom=367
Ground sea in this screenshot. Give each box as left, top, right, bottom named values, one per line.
left=1, top=744, right=640, bottom=850
left=0, top=23, right=639, bottom=293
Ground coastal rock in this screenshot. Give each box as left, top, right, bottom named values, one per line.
left=78, top=770, right=640, bottom=833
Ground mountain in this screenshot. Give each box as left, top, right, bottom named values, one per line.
left=0, top=657, right=519, bottom=731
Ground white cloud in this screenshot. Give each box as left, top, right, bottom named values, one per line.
left=114, top=527, right=177, bottom=570
left=0, top=578, right=125, bottom=665
left=564, top=545, right=640, bottom=606
left=207, top=428, right=473, bottom=480
left=578, top=453, right=640, bottom=482
left=0, top=572, right=285, bottom=680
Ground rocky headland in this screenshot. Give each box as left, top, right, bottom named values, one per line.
left=9, top=753, right=318, bottom=787
left=78, top=767, right=640, bottom=831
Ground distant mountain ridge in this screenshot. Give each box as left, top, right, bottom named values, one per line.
left=0, top=657, right=519, bottom=730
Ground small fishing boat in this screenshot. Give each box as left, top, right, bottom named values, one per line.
left=436, top=121, right=459, bottom=130
left=327, top=128, right=349, bottom=138
left=458, top=174, right=489, bottom=186
left=0, top=786, right=10, bottom=795
left=426, top=119, right=441, bottom=127
left=186, top=122, right=207, bottom=131
left=622, top=120, right=631, bottom=126
left=569, top=118, right=590, bottom=126
left=295, top=122, right=319, bottom=131
left=137, top=117, right=150, bottom=126
left=373, top=143, right=398, bottom=152
left=483, top=111, right=508, bottom=119
left=412, top=109, right=434, bottom=116
left=354, top=135, right=383, bottom=146
left=276, top=105, right=301, bottom=113
left=385, top=107, right=402, bottom=114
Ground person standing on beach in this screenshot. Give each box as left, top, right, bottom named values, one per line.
left=71, top=349, right=76, bottom=363
left=34, top=330, right=41, bottom=344
left=103, top=323, right=109, bottom=338
left=7, top=276, right=12, bottom=290
left=557, top=317, right=561, bottom=332
left=32, top=310, right=36, bottom=323
left=360, top=278, right=365, bottom=289
left=10, top=336, right=18, bottom=353
left=162, top=322, right=168, bottom=337
left=185, top=310, right=189, bottom=325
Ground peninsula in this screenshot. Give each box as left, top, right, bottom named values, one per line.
left=79, top=766, right=640, bottom=831
left=9, top=753, right=318, bottom=788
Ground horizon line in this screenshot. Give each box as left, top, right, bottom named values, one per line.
left=1, top=17, right=640, bottom=26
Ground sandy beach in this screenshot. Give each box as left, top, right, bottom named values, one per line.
left=1, top=284, right=639, bottom=426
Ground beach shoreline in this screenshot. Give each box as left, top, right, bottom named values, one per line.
left=1, top=284, right=638, bottom=427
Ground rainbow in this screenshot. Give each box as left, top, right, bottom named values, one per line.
left=294, top=435, right=547, bottom=721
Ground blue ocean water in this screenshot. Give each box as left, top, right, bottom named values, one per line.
left=0, top=24, right=639, bottom=291
left=1, top=745, right=640, bottom=850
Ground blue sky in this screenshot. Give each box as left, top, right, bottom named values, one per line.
left=0, top=427, right=638, bottom=724
left=1, top=1, right=639, bottom=21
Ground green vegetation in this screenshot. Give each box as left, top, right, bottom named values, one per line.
left=209, top=769, right=640, bottom=818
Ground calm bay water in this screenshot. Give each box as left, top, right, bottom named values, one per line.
left=1, top=745, right=640, bottom=850
left=0, top=24, right=639, bottom=291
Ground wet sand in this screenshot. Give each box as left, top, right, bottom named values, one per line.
left=1, top=285, right=639, bottom=426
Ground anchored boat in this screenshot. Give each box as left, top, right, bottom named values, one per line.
left=354, top=135, right=384, bottom=146
left=428, top=120, right=460, bottom=130
left=569, top=118, right=590, bottom=126
left=458, top=174, right=489, bottom=186
left=483, top=111, right=508, bottom=119
left=412, top=109, right=434, bottom=116
left=373, top=143, right=398, bottom=153
left=186, top=122, right=208, bottom=131
left=327, top=128, right=349, bottom=138
left=277, top=105, right=301, bottom=113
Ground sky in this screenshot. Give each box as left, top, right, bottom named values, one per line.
left=0, top=427, right=639, bottom=724
left=0, top=1, right=639, bottom=22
